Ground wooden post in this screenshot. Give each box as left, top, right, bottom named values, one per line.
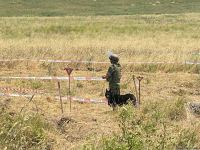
left=69, top=74, right=71, bottom=112
left=57, top=81, right=63, bottom=114
left=133, top=75, right=139, bottom=105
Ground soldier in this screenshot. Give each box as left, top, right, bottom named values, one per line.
left=103, top=53, right=121, bottom=108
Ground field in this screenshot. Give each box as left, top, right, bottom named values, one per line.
left=1, top=0, right=200, bottom=16
left=0, top=1, right=200, bottom=149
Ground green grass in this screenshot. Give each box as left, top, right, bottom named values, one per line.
left=0, top=110, right=52, bottom=149
left=0, top=14, right=200, bottom=39
left=0, top=0, right=200, bottom=16
left=84, top=99, right=200, bottom=150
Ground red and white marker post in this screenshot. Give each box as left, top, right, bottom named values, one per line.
left=137, top=76, right=143, bottom=105
left=64, top=67, right=73, bottom=112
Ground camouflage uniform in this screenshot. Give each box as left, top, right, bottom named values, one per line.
left=106, top=62, right=121, bottom=106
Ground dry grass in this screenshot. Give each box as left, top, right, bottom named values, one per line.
left=0, top=96, right=119, bottom=149
left=0, top=13, right=199, bottom=149
left=0, top=71, right=199, bottom=149
left=0, top=14, right=200, bottom=66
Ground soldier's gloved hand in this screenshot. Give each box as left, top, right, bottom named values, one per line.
left=102, top=75, right=106, bottom=79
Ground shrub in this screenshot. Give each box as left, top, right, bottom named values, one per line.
left=87, top=100, right=200, bottom=149
left=0, top=111, right=51, bottom=149
left=166, top=97, right=186, bottom=121
left=176, top=127, right=199, bottom=149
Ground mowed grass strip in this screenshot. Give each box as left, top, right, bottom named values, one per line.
left=0, top=0, right=200, bottom=16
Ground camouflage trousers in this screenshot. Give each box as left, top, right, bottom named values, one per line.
left=110, top=87, right=120, bottom=95
left=109, top=87, right=120, bottom=108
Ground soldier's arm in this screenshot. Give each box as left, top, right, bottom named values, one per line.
left=105, top=66, right=114, bottom=81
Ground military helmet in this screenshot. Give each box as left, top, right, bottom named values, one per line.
left=109, top=53, right=119, bottom=62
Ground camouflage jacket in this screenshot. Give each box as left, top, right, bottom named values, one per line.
left=106, top=63, right=121, bottom=89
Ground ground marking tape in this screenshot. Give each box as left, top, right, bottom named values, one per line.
left=0, top=92, right=107, bottom=104
left=0, top=76, right=105, bottom=81
left=0, top=59, right=109, bottom=64
left=0, top=87, right=44, bottom=93
left=0, top=59, right=196, bottom=65
left=0, top=93, right=33, bottom=98
left=185, top=61, right=200, bottom=65
left=56, top=96, right=107, bottom=104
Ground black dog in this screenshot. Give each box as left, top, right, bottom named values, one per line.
left=105, top=89, right=137, bottom=107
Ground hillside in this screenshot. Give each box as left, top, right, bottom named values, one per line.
left=0, top=0, right=200, bottom=16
